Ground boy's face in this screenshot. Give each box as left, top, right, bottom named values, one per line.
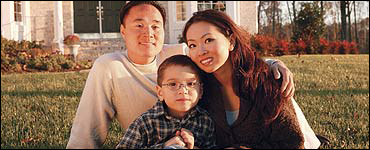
left=156, top=65, right=203, bottom=119
left=120, top=4, right=164, bottom=64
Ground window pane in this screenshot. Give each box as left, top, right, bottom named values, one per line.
left=176, top=1, right=186, bottom=21
left=14, top=1, right=22, bottom=22
left=197, top=1, right=225, bottom=12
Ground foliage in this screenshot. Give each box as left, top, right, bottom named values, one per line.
left=1, top=55, right=368, bottom=148
left=251, top=34, right=359, bottom=56
left=291, top=2, right=326, bottom=54
left=1, top=36, right=91, bottom=74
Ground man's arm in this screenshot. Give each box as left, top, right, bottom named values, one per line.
left=66, top=57, right=115, bottom=149
left=264, top=58, right=295, bottom=99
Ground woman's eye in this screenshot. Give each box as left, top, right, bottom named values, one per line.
left=205, top=38, right=214, bottom=43
left=188, top=44, right=196, bottom=49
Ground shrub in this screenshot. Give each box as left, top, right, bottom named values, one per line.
left=1, top=36, right=91, bottom=74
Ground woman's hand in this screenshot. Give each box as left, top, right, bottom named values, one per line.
left=271, top=60, right=295, bottom=99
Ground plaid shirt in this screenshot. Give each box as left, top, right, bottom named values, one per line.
left=116, top=100, right=217, bottom=149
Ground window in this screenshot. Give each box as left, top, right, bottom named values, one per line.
left=14, top=1, right=22, bottom=22
left=176, top=1, right=186, bottom=21
left=197, top=1, right=226, bottom=12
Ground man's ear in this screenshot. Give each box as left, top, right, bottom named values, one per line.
left=156, top=85, right=164, bottom=101
left=120, top=24, right=126, bottom=39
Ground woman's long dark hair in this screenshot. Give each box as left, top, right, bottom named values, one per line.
left=182, top=10, right=286, bottom=124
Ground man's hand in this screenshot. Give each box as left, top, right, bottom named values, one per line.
left=164, top=131, right=186, bottom=148
left=180, top=128, right=195, bottom=149
left=271, top=60, right=295, bottom=99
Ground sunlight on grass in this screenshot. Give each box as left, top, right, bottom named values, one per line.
left=1, top=55, right=369, bottom=148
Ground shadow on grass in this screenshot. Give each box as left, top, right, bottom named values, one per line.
left=2, top=90, right=83, bottom=98
left=296, top=88, right=369, bottom=97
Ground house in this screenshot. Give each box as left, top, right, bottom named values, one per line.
left=1, top=1, right=257, bottom=61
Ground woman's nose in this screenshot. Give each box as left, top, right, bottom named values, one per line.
left=199, top=45, right=208, bottom=56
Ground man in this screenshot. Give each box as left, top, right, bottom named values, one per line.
left=67, top=1, right=317, bottom=149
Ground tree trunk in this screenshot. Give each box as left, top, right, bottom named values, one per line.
left=347, top=1, right=352, bottom=42
left=353, top=1, right=359, bottom=44
left=272, top=1, right=276, bottom=37
left=320, top=1, right=324, bottom=15
left=258, top=1, right=261, bottom=34
left=340, top=1, right=347, bottom=41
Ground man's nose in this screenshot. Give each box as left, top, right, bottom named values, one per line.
left=143, top=26, right=154, bottom=37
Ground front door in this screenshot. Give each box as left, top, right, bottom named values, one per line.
left=73, top=1, right=125, bottom=38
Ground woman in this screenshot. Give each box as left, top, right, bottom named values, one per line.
left=182, top=10, right=305, bottom=149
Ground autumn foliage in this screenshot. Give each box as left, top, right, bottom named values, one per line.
left=251, top=35, right=359, bottom=56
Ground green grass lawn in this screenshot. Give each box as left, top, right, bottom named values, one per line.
left=1, top=54, right=369, bottom=149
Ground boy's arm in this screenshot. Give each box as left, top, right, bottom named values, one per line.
left=67, top=57, right=115, bottom=149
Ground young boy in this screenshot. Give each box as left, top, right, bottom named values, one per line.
left=115, top=55, right=216, bottom=149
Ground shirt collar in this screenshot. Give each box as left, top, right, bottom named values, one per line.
left=152, top=100, right=209, bottom=121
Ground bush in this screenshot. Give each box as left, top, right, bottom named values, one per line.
left=1, top=36, right=92, bottom=74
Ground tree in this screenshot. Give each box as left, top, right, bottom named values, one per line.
left=292, top=2, right=326, bottom=54
left=340, top=1, right=347, bottom=41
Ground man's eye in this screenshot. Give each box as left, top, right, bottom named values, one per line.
left=136, top=24, right=143, bottom=27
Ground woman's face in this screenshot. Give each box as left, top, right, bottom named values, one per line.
left=186, top=21, right=233, bottom=73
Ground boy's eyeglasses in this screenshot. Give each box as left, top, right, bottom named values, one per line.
left=161, top=81, right=201, bottom=91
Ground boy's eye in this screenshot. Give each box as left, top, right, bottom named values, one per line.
left=187, top=82, right=197, bottom=87
left=168, top=82, right=177, bottom=87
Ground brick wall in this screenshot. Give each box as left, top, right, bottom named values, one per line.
left=30, top=1, right=73, bottom=47
left=239, top=1, right=257, bottom=34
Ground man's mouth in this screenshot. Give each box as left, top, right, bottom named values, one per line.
left=140, top=42, right=156, bottom=46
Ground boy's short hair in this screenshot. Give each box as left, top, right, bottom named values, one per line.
left=157, top=55, right=204, bottom=86
left=120, top=1, right=166, bottom=27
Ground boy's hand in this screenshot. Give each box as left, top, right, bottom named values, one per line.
left=164, top=131, right=186, bottom=148
left=271, top=60, right=295, bottom=99
left=180, top=128, right=195, bottom=149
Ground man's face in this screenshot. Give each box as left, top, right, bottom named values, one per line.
left=120, top=4, right=164, bottom=64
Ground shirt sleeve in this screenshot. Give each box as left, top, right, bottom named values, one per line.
left=263, top=58, right=278, bottom=66
left=67, top=56, right=115, bottom=149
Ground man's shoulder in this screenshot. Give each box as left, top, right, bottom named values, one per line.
left=94, top=51, right=124, bottom=64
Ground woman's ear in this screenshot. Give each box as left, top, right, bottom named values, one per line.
left=229, top=42, right=235, bottom=51
left=156, top=85, right=164, bottom=101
